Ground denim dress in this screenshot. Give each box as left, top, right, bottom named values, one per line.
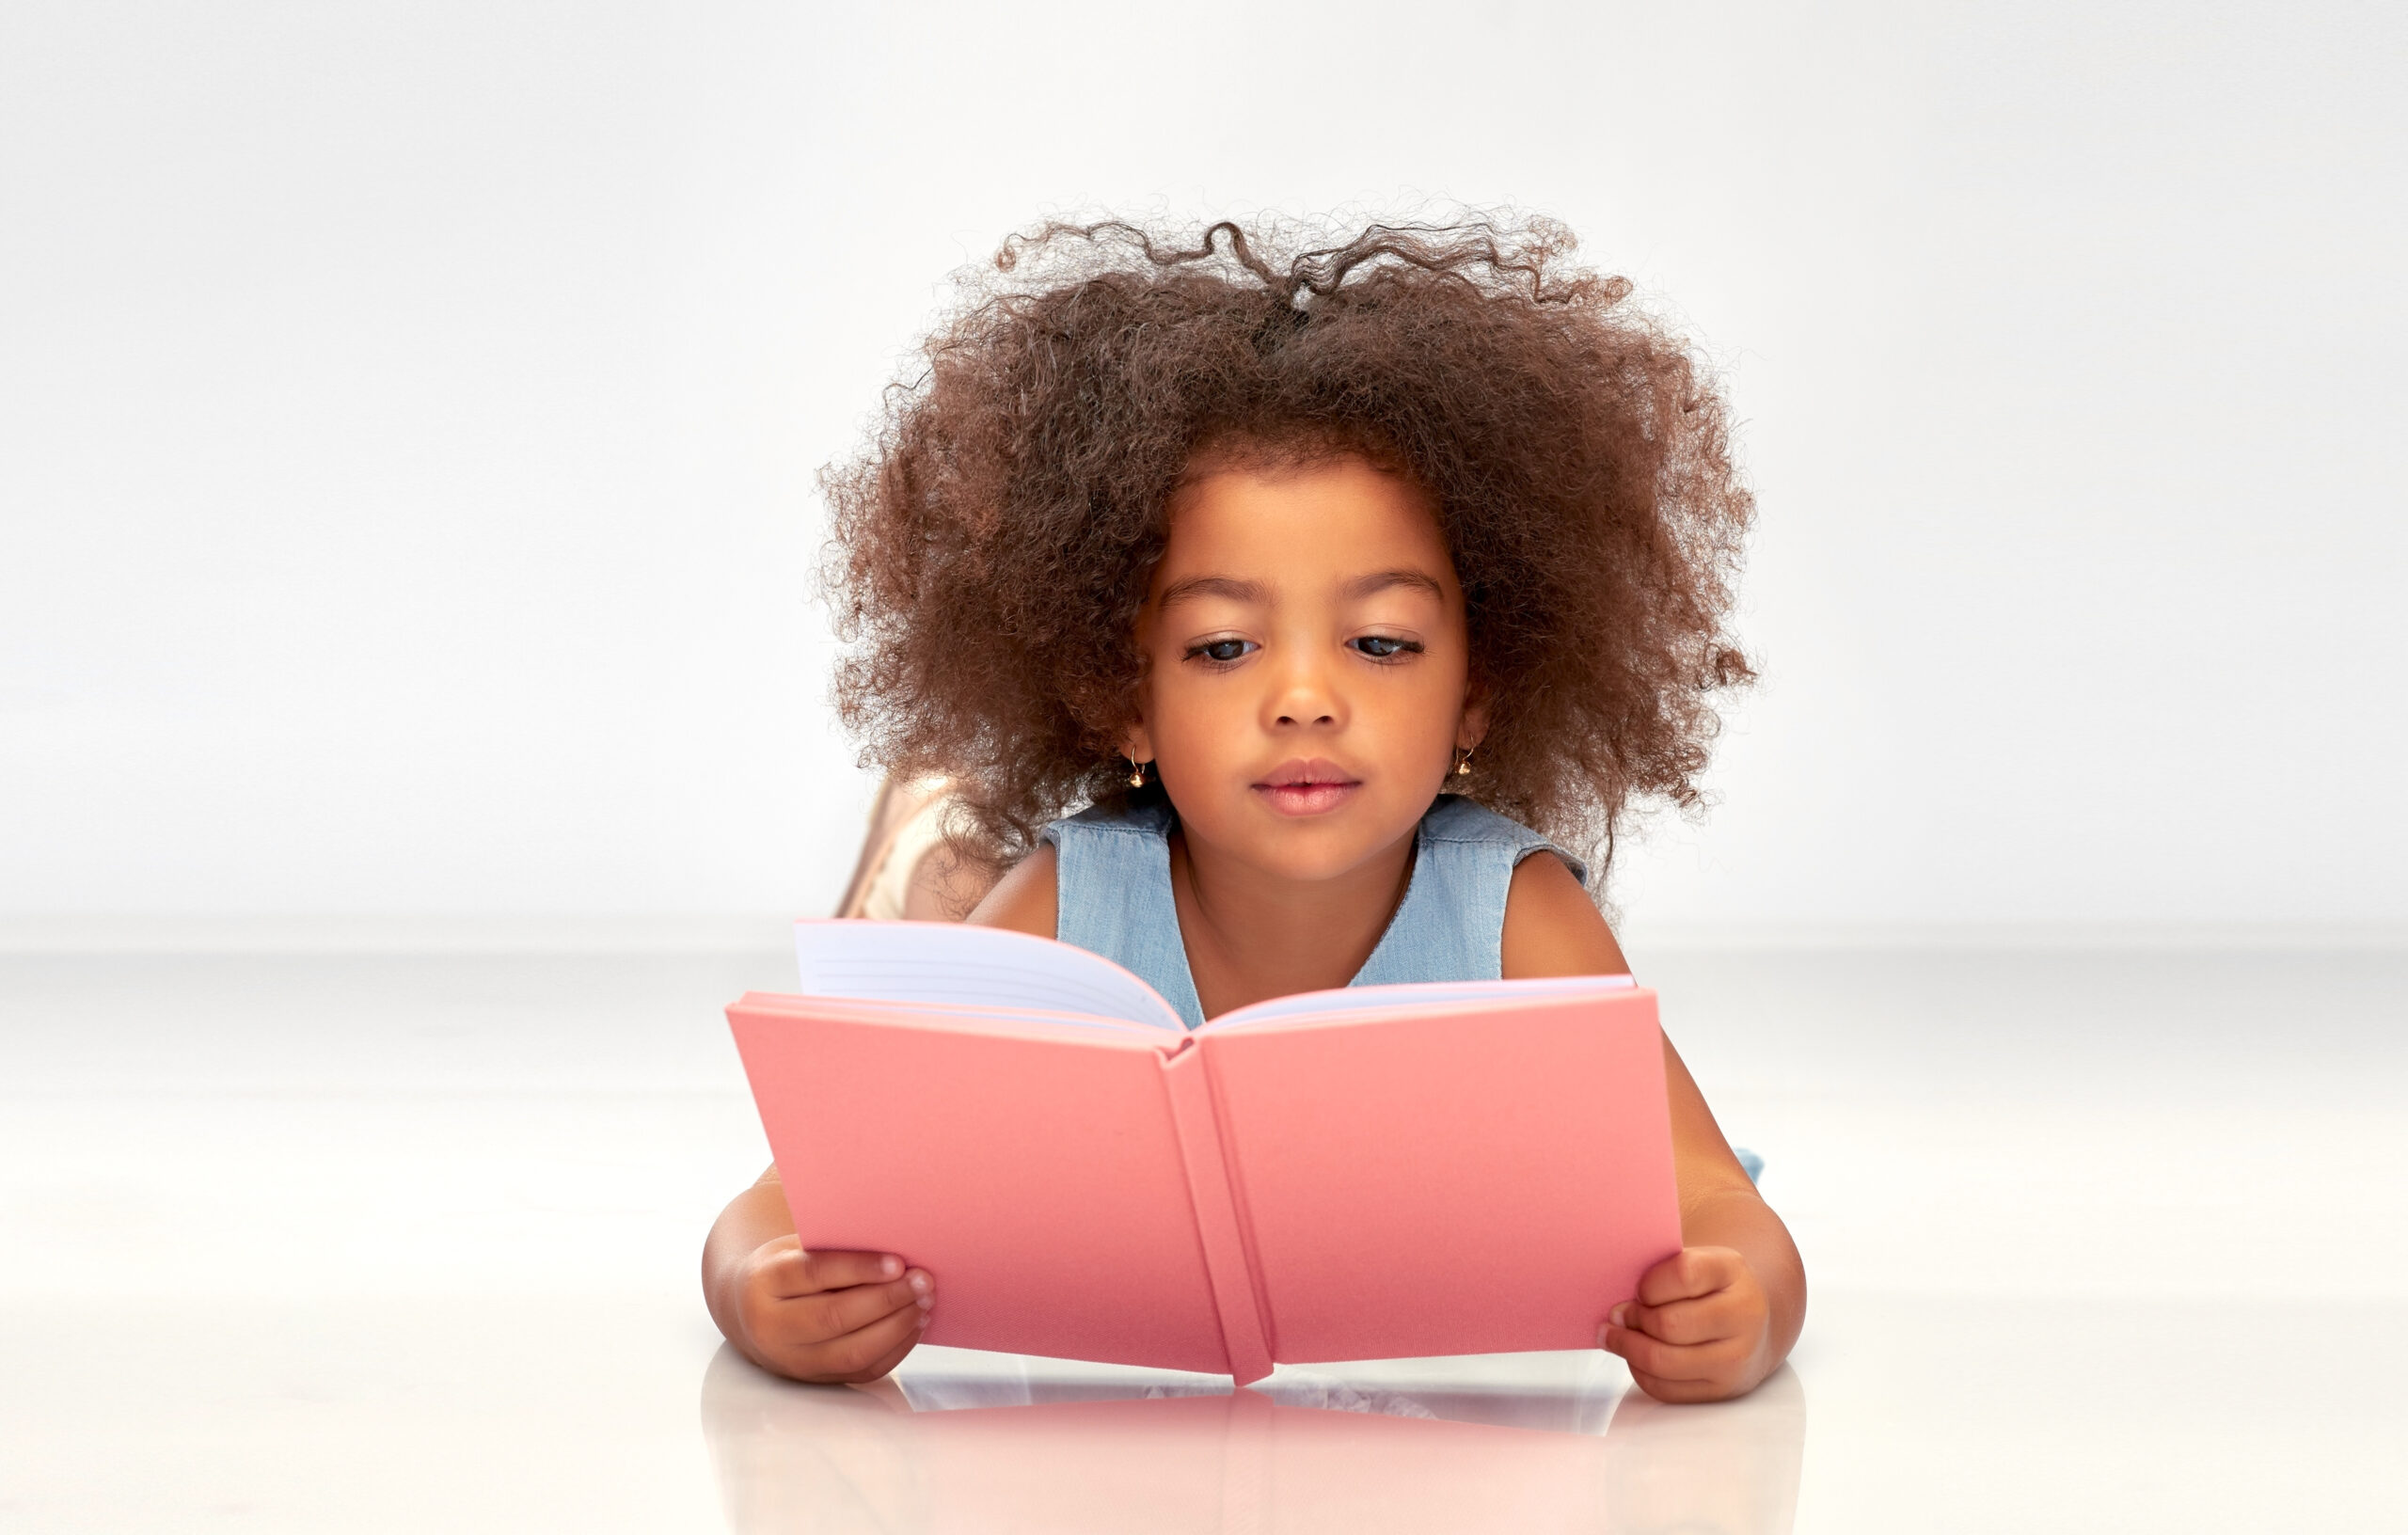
left=1038, top=794, right=1584, bottom=1032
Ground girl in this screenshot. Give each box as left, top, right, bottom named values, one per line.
left=704, top=218, right=1803, bottom=1402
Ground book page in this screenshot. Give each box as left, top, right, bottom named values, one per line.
left=793, top=919, right=1186, bottom=1032
left=1202, top=973, right=1636, bottom=1032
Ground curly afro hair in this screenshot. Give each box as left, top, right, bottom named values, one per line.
left=821, top=215, right=1754, bottom=883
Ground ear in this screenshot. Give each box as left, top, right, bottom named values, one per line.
left=1455, top=681, right=1489, bottom=753
left=1120, top=718, right=1156, bottom=766
left=1120, top=610, right=1161, bottom=767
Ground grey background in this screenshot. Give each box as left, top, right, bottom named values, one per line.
left=5, top=1, right=2400, bottom=939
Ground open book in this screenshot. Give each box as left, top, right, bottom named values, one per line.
left=724, top=920, right=1680, bottom=1385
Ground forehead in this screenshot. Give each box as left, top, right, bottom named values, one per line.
left=1156, top=458, right=1456, bottom=589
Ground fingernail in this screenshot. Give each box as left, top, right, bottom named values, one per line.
left=915, top=1309, right=931, bottom=1328
left=880, top=1255, right=902, bottom=1278
left=908, top=1270, right=930, bottom=1296
left=1608, top=1304, right=1629, bottom=1328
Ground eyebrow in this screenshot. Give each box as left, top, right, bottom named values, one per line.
left=1154, top=569, right=1448, bottom=610
left=1155, top=575, right=1268, bottom=609
left=1342, top=569, right=1448, bottom=602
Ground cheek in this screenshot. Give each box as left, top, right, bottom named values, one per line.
left=1376, top=653, right=1472, bottom=740
left=1146, top=668, right=1248, bottom=760
left=1389, top=703, right=1469, bottom=780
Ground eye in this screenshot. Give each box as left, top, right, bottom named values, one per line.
left=1186, top=638, right=1257, bottom=665
left=1350, top=635, right=1422, bottom=660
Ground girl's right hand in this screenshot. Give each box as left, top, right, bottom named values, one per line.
left=726, top=1239, right=934, bottom=1384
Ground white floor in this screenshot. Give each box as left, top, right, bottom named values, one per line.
left=2, top=946, right=2402, bottom=1533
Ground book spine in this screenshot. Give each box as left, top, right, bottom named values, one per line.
left=1161, top=1047, right=1275, bottom=1385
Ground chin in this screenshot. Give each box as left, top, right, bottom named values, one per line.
left=1231, top=811, right=1418, bottom=883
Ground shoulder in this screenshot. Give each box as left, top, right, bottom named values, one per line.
left=1417, top=794, right=1538, bottom=847
left=1414, top=795, right=1618, bottom=974
left=1500, top=849, right=1629, bottom=978
left=1419, top=796, right=1590, bottom=881
left=1047, top=796, right=1176, bottom=844
left=969, top=798, right=1171, bottom=939
left=966, top=843, right=1057, bottom=939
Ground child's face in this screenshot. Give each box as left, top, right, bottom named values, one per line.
left=1127, top=455, right=1482, bottom=884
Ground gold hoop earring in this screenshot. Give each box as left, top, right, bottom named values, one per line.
left=1128, top=758, right=1148, bottom=788
left=1454, top=747, right=1474, bottom=777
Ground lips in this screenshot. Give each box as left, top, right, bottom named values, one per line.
left=1252, top=758, right=1362, bottom=817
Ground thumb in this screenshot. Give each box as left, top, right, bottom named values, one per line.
left=1636, top=1246, right=1739, bottom=1306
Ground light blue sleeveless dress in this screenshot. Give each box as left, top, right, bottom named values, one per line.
left=1039, top=794, right=1582, bottom=1032
left=1038, top=792, right=1768, bottom=1184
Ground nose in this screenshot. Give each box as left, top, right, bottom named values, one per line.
left=1265, top=648, right=1344, bottom=731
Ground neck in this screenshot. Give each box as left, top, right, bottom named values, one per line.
left=1166, top=822, right=1417, bottom=1020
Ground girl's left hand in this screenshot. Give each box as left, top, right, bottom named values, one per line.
left=1598, top=1245, right=1774, bottom=1402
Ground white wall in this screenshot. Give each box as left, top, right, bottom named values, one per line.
left=4, top=1, right=2401, bottom=936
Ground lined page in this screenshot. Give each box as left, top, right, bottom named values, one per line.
left=1203, top=974, right=1637, bottom=1032
left=793, top=920, right=1186, bottom=1032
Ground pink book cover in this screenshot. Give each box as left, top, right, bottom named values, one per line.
left=724, top=921, right=1681, bottom=1385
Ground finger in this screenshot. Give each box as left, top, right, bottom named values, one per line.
left=1608, top=1292, right=1739, bottom=1348
left=1597, top=1321, right=1737, bottom=1385
left=1636, top=1247, right=1742, bottom=1307
left=809, top=1297, right=933, bottom=1382
left=1630, top=1369, right=1735, bottom=1405
left=771, top=1247, right=907, bottom=1299
left=802, top=1267, right=934, bottom=1338
left=849, top=1320, right=929, bottom=1385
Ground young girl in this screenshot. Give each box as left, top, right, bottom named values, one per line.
left=704, top=217, right=1804, bottom=1403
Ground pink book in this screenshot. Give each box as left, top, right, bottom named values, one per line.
left=724, top=920, right=1681, bottom=1385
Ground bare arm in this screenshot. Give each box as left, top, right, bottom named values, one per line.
left=901, top=838, right=1005, bottom=922
left=1501, top=853, right=1806, bottom=1400
left=963, top=841, right=1058, bottom=935
left=701, top=1168, right=800, bottom=1346
left=701, top=1165, right=936, bottom=1384
left=698, top=838, right=1041, bottom=1382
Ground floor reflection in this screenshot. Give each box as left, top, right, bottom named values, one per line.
left=700, top=1346, right=1804, bottom=1534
